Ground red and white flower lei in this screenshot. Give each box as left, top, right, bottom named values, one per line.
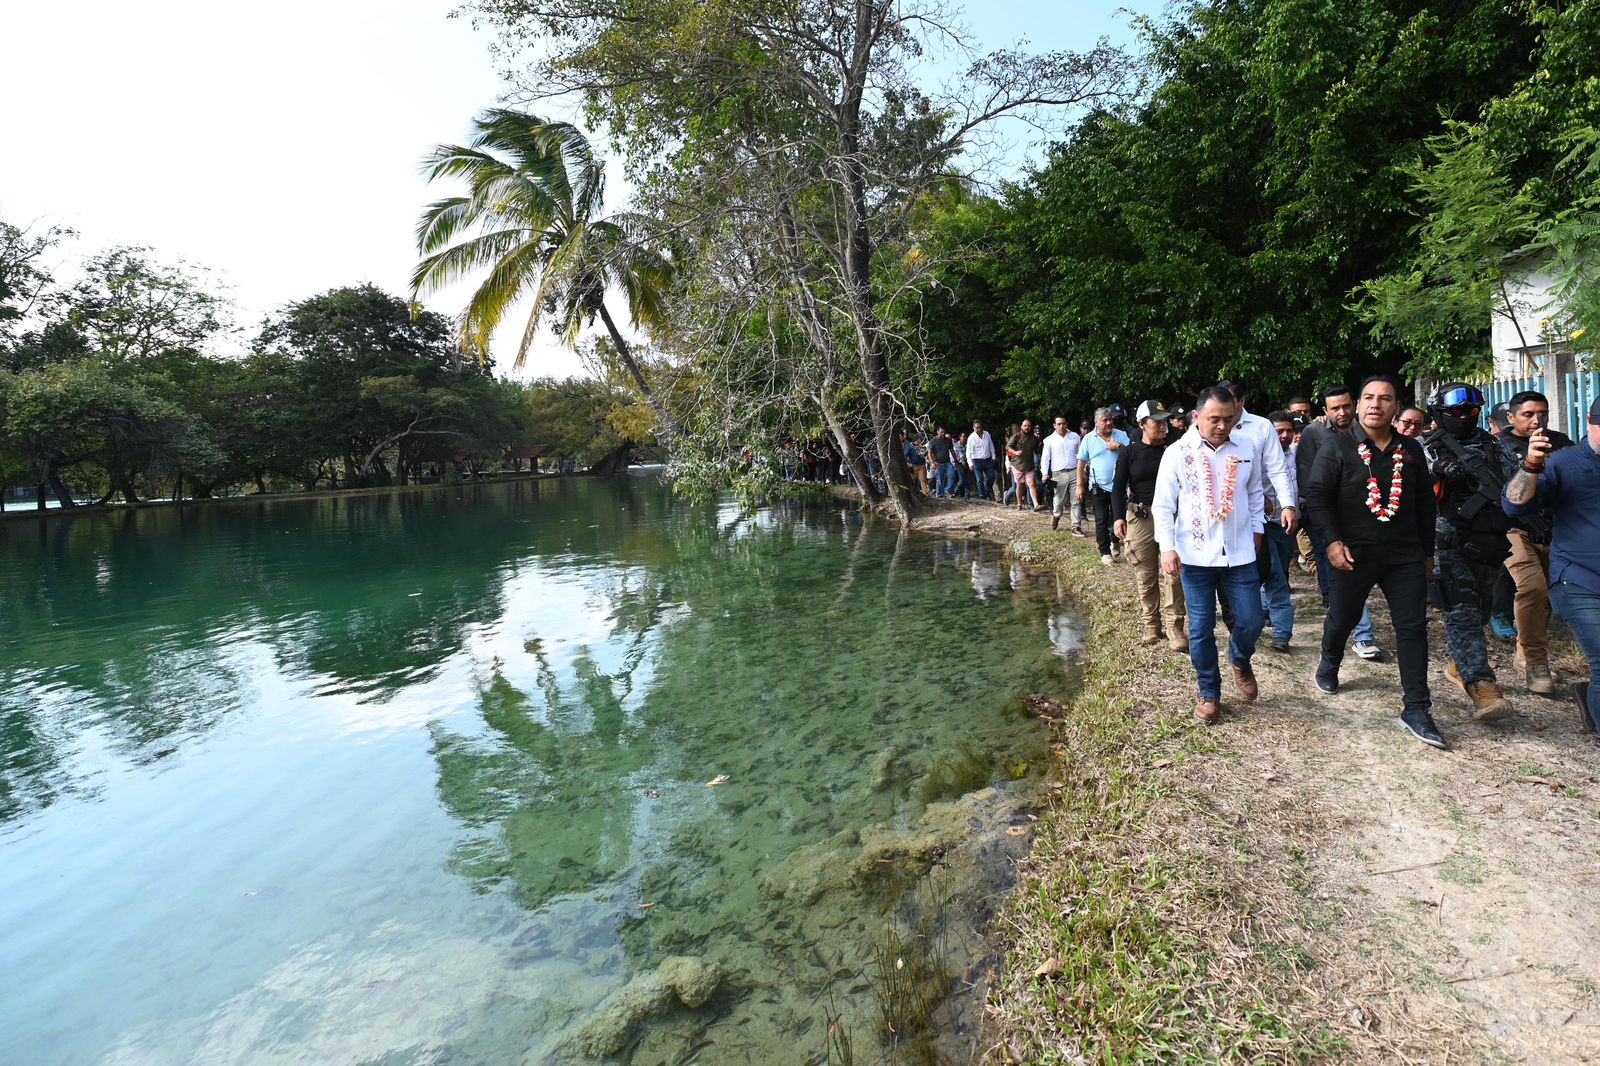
left=1357, top=442, right=1403, bottom=521
left=1200, top=452, right=1242, bottom=521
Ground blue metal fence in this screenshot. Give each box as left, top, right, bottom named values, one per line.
left=1569, top=370, right=1600, bottom=433
left=1481, top=374, right=1544, bottom=430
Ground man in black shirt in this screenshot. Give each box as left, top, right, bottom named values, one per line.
left=1497, top=390, right=1574, bottom=695
left=927, top=426, right=957, bottom=498
left=1304, top=375, right=1444, bottom=748
left=1298, top=384, right=1382, bottom=659
left=1113, top=400, right=1186, bottom=650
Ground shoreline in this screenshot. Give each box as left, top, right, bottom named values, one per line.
left=0, top=470, right=575, bottom=524
left=835, top=486, right=1600, bottom=1062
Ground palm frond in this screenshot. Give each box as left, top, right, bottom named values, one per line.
left=461, top=239, right=548, bottom=358
left=410, top=228, right=535, bottom=295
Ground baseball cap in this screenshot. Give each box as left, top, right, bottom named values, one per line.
left=1489, top=400, right=1512, bottom=428
left=1289, top=412, right=1309, bottom=430
left=1589, top=396, right=1600, bottom=425
left=1136, top=399, right=1171, bottom=422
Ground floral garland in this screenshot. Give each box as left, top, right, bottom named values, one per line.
left=1200, top=451, right=1242, bottom=521
left=1356, top=442, right=1404, bottom=521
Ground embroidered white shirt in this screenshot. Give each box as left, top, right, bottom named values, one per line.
left=1154, top=429, right=1265, bottom=567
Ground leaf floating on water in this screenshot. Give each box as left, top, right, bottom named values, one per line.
left=1005, top=826, right=1029, bottom=837
left=706, top=775, right=731, bottom=787
left=1034, top=956, right=1062, bottom=979
left=643, top=790, right=660, bottom=798
left=638, top=902, right=655, bottom=909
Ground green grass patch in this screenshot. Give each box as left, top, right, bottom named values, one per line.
left=988, top=536, right=1346, bottom=1063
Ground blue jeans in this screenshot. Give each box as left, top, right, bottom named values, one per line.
left=954, top=462, right=972, bottom=497
left=972, top=459, right=995, bottom=500
left=1259, top=523, right=1296, bottom=641
left=1309, top=527, right=1375, bottom=644
left=1180, top=562, right=1265, bottom=700
left=1551, top=580, right=1600, bottom=705
left=933, top=461, right=955, bottom=497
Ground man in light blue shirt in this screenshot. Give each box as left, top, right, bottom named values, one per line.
left=1078, top=406, right=1131, bottom=564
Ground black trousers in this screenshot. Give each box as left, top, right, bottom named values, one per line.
left=1321, top=557, right=1432, bottom=713
left=1091, top=487, right=1117, bottom=555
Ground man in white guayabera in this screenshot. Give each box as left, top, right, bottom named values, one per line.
left=1153, top=385, right=1267, bottom=726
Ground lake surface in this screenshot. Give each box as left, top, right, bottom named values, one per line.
left=0, top=477, right=1079, bottom=1064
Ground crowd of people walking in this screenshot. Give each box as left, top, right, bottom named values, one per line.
left=910, top=379, right=1600, bottom=750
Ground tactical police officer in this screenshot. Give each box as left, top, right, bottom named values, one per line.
left=1422, top=383, right=1516, bottom=721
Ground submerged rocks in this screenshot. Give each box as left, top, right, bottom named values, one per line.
left=565, top=956, right=723, bottom=1059
left=757, top=787, right=1029, bottom=907
left=657, top=955, right=721, bottom=1009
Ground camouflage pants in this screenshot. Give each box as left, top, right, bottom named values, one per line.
left=1437, top=542, right=1500, bottom=686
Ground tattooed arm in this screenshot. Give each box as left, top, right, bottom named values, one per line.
left=1505, top=467, right=1540, bottom=506
left=1504, top=429, right=1552, bottom=509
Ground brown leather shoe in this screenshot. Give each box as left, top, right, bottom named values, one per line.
left=1194, top=698, right=1220, bottom=725
left=1139, top=631, right=1160, bottom=646
left=1051, top=514, right=1061, bottom=531
left=1232, top=662, right=1258, bottom=702
left=1169, top=631, right=1189, bottom=653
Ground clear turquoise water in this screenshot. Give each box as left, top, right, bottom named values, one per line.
left=0, top=477, right=1078, bottom=1063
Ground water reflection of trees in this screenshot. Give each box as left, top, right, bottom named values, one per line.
left=0, top=478, right=678, bottom=825
left=422, top=497, right=1070, bottom=1006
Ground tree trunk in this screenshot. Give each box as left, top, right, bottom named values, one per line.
left=818, top=390, right=882, bottom=504
left=46, top=457, right=77, bottom=508
left=596, top=303, right=681, bottom=449
left=172, top=471, right=183, bottom=502
left=835, top=18, right=918, bottom=523
left=589, top=440, right=635, bottom=475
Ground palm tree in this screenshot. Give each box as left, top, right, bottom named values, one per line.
left=412, top=108, right=680, bottom=445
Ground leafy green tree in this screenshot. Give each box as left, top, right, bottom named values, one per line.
left=0, top=219, right=73, bottom=360
left=254, top=285, right=475, bottom=486
left=412, top=108, right=681, bottom=445
left=1356, top=0, right=1600, bottom=373
left=466, top=0, right=1133, bottom=519
left=61, top=246, right=233, bottom=363
left=910, top=0, right=1535, bottom=414
left=0, top=359, right=211, bottom=505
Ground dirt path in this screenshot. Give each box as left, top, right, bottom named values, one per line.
left=904, top=496, right=1600, bottom=1063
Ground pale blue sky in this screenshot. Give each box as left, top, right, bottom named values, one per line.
left=0, top=1, right=1159, bottom=377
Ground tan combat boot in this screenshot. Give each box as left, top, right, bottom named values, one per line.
left=1526, top=662, right=1556, bottom=695
left=1445, top=661, right=1515, bottom=721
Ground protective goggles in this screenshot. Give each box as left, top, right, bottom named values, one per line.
left=1430, top=384, right=1485, bottom=410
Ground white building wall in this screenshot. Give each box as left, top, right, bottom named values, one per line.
left=1491, top=263, right=1562, bottom=380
